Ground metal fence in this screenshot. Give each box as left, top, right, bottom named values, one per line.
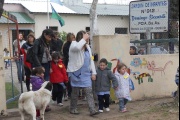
left=130, top=38, right=179, bottom=55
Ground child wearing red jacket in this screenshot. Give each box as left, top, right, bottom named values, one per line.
left=50, top=52, right=68, bottom=106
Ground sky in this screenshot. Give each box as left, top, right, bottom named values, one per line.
left=83, top=0, right=137, bottom=5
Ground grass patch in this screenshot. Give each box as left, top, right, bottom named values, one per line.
left=6, top=82, right=20, bottom=109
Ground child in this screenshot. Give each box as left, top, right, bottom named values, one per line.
left=129, top=46, right=138, bottom=55
left=30, top=67, right=45, bottom=119
left=50, top=52, right=68, bottom=106
left=115, top=63, right=132, bottom=113
left=3, top=48, right=10, bottom=69
left=172, top=67, right=179, bottom=97
left=95, top=58, right=118, bottom=113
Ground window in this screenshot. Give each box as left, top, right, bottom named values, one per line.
left=115, top=28, right=128, bottom=34
left=46, top=26, right=58, bottom=31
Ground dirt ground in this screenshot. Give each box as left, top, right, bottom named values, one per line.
left=0, top=97, right=179, bottom=120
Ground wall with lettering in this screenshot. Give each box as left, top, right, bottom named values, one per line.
left=130, top=0, right=169, bottom=33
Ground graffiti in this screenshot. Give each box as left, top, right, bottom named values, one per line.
left=130, top=58, right=142, bottom=67
left=111, top=58, right=121, bottom=73
left=147, top=61, right=173, bottom=75
left=133, top=73, right=153, bottom=85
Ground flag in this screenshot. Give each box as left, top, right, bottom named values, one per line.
left=50, top=0, right=63, bottom=6
left=51, top=4, right=65, bottom=27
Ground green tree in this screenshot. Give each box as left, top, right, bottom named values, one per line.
left=59, top=31, right=67, bottom=43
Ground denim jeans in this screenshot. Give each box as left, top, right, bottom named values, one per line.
left=42, top=62, right=50, bottom=81
left=119, top=98, right=128, bottom=111
left=15, top=59, right=24, bottom=81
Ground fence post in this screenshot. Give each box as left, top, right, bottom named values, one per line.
left=146, top=29, right=152, bottom=54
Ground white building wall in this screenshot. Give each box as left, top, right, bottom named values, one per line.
left=3, top=4, right=25, bottom=12
left=34, top=14, right=140, bottom=39
left=0, top=24, right=34, bottom=54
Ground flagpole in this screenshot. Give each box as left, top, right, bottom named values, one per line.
left=47, top=0, right=50, bottom=29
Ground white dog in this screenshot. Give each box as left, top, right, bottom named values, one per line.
left=18, top=82, right=52, bottom=120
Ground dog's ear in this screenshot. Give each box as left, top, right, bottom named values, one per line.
left=45, top=82, right=53, bottom=91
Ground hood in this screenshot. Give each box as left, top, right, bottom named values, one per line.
left=115, top=71, right=129, bottom=77
left=97, top=66, right=110, bottom=71
left=30, top=76, right=41, bottom=82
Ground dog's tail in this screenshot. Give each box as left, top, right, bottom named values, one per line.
left=19, top=91, right=34, bottom=113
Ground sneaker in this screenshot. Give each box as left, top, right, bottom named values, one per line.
left=105, top=108, right=110, bottom=112
left=64, top=96, right=68, bottom=101
left=99, top=110, right=103, bottom=113
left=82, top=97, right=87, bottom=101
left=70, top=109, right=80, bottom=115
left=51, top=100, right=56, bottom=104
left=58, top=103, right=63, bottom=106
left=36, top=117, right=41, bottom=120
left=45, top=107, right=51, bottom=112
left=90, top=111, right=100, bottom=116
left=120, top=109, right=128, bottom=113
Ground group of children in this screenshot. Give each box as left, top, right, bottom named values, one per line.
left=95, top=58, right=133, bottom=113
left=30, top=53, right=133, bottom=118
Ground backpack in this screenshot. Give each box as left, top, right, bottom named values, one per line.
left=129, top=78, right=135, bottom=90
left=25, top=44, right=34, bottom=63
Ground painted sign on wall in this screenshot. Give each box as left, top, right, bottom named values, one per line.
left=129, top=0, right=169, bottom=33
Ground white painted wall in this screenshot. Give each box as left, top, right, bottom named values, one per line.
left=34, top=13, right=140, bottom=39
left=3, top=4, right=25, bottom=12
left=0, top=24, right=34, bottom=54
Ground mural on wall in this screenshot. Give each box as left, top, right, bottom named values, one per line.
left=147, top=61, right=173, bottom=76
left=130, top=58, right=142, bottom=67
left=140, top=58, right=148, bottom=68
left=111, top=58, right=121, bottom=73
left=133, top=73, right=153, bottom=85
left=130, top=58, right=148, bottom=68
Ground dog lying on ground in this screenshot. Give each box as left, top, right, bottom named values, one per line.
left=19, top=82, right=52, bottom=120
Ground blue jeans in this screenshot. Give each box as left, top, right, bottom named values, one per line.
left=119, top=98, right=128, bottom=111
left=42, top=62, right=50, bottom=81
left=15, top=59, right=24, bottom=81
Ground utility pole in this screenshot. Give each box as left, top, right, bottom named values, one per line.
left=146, top=29, right=152, bottom=54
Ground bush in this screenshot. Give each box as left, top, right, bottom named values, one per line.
left=59, top=31, right=67, bottom=43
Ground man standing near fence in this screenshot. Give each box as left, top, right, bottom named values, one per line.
left=13, top=33, right=26, bottom=82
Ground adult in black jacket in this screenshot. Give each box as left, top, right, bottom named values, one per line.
left=62, top=33, right=75, bottom=98
left=63, top=33, right=75, bottom=68
left=51, top=31, right=63, bottom=55
left=32, top=29, right=54, bottom=81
